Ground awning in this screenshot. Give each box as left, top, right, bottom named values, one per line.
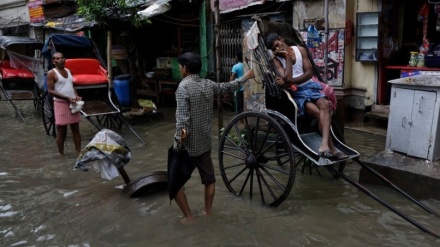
left=212, top=0, right=288, bottom=14
left=137, top=0, right=172, bottom=19
left=211, top=0, right=264, bottom=14
left=30, top=14, right=97, bottom=33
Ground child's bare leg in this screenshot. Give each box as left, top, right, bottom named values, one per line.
left=305, top=101, right=331, bottom=152
left=315, top=98, right=335, bottom=152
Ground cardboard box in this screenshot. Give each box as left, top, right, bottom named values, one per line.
left=153, top=68, right=172, bottom=80
left=425, top=54, right=440, bottom=68
left=112, top=45, right=128, bottom=60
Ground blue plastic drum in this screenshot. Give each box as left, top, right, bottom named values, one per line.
left=114, top=74, right=131, bottom=106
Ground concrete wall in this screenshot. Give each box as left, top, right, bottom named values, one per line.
left=292, top=0, right=346, bottom=29
left=0, top=0, right=31, bottom=37
left=349, top=0, right=381, bottom=108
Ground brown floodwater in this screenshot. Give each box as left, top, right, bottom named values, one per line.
left=0, top=101, right=439, bottom=246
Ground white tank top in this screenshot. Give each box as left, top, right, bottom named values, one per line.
left=53, top=68, right=75, bottom=101
left=277, top=46, right=310, bottom=86
left=291, top=46, right=303, bottom=78
left=277, top=46, right=303, bottom=78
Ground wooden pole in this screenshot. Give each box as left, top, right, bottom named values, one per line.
left=107, top=30, right=112, bottom=82
left=214, top=0, right=223, bottom=130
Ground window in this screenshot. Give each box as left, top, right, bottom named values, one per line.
left=356, top=12, right=379, bottom=62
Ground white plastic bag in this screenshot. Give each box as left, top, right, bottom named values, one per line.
left=92, top=159, right=119, bottom=180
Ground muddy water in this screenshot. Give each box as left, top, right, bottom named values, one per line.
left=0, top=102, right=439, bottom=246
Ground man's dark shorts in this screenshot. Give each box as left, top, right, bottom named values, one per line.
left=191, top=150, right=216, bottom=185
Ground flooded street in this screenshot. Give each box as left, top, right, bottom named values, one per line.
left=1, top=101, right=439, bottom=246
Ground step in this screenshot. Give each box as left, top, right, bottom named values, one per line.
left=365, top=104, right=389, bottom=121
left=361, top=151, right=440, bottom=201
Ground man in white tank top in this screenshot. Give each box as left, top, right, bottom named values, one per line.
left=265, top=33, right=347, bottom=160
left=47, top=52, right=82, bottom=156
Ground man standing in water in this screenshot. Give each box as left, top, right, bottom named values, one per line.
left=47, top=52, right=82, bottom=156
left=173, top=52, right=254, bottom=224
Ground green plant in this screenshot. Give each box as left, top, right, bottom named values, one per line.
left=219, top=128, right=249, bottom=147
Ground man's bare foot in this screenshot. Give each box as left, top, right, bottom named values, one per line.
left=200, top=210, right=210, bottom=216
left=180, top=217, right=194, bottom=225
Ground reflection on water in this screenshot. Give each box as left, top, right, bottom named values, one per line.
left=0, top=102, right=439, bottom=246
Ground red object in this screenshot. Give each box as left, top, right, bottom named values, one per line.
left=312, top=76, right=337, bottom=111
left=345, top=20, right=353, bottom=45
left=418, top=2, right=429, bottom=17
left=64, top=58, right=108, bottom=86
left=0, top=60, right=34, bottom=79
left=288, top=84, right=297, bottom=92
left=385, top=65, right=440, bottom=71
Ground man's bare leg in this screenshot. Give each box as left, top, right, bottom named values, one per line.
left=174, top=187, right=193, bottom=224
left=70, top=123, right=81, bottom=155
left=56, top=125, right=67, bottom=156
left=203, top=182, right=215, bottom=216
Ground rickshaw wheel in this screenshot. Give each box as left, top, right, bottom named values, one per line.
left=219, top=111, right=296, bottom=207
left=96, top=114, right=123, bottom=130
left=33, top=86, right=44, bottom=113
left=41, top=91, right=56, bottom=137
left=96, top=90, right=123, bottom=130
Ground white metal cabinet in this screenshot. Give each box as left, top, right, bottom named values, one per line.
left=386, top=75, right=440, bottom=160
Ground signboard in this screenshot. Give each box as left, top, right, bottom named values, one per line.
left=28, top=0, right=44, bottom=23
left=300, top=29, right=345, bottom=87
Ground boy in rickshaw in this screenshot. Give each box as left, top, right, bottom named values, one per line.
left=265, top=32, right=347, bottom=160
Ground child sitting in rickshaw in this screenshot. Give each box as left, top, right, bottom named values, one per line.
left=265, top=32, right=347, bottom=160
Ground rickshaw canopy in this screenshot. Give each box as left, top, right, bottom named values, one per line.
left=42, top=33, right=106, bottom=69
left=0, top=36, right=43, bottom=49
left=0, top=35, right=44, bottom=88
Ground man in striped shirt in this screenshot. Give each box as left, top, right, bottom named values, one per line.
left=173, top=52, right=254, bottom=224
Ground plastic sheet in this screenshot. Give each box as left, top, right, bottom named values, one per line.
left=74, top=129, right=131, bottom=180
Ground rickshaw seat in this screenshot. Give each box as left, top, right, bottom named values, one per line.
left=65, top=58, right=108, bottom=86
left=0, top=60, right=34, bottom=79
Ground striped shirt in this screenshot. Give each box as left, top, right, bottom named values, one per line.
left=175, top=74, right=248, bottom=156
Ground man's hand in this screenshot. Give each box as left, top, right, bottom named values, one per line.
left=275, top=76, right=286, bottom=87
left=181, top=129, right=187, bottom=143
left=244, top=69, right=254, bottom=79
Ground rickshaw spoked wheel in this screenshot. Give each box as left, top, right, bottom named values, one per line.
left=33, top=85, right=44, bottom=113
left=96, top=90, right=123, bottom=130
left=96, top=113, right=123, bottom=130
left=219, top=111, right=296, bottom=207
left=41, top=91, right=56, bottom=137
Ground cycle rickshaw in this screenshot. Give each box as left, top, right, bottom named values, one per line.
left=0, top=36, right=44, bottom=123
left=218, top=20, right=440, bottom=237
left=40, top=33, right=144, bottom=144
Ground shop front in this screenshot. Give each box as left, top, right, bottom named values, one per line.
left=108, top=0, right=207, bottom=107
left=378, top=0, right=440, bottom=105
